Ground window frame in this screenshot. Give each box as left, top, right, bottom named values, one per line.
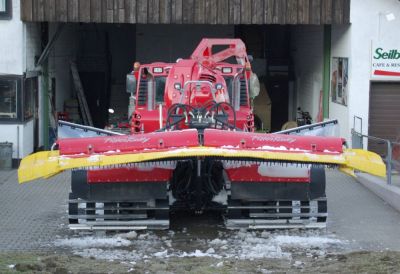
left=0, top=0, right=12, bottom=20
left=0, top=75, right=23, bottom=123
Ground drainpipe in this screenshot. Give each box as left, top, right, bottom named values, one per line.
left=322, top=25, right=331, bottom=119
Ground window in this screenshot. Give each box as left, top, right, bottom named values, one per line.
left=0, top=0, right=11, bottom=20
left=0, top=79, right=18, bottom=119
left=0, top=75, right=22, bottom=122
left=155, top=77, right=166, bottom=104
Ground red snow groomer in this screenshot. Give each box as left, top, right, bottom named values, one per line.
left=19, top=39, right=385, bottom=230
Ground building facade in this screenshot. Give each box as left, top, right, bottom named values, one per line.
left=0, top=0, right=399, bottom=165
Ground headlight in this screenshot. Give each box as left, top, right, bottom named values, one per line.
left=215, top=83, right=223, bottom=90
left=153, top=67, right=163, bottom=73
left=174, top=83, right=181, bottom=90
left=222, top=67, right=232, bottom=73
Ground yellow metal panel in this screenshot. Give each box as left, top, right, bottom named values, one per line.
left=18, top=147, right=386, bottom=184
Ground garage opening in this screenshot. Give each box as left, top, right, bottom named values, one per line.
left=47, top=23, right=323, bottom=134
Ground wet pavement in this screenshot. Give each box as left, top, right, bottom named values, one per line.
left=1, top=169, right=400, bottom=253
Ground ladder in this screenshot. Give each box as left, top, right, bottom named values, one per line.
left=70, top=61, right=93, bottom=126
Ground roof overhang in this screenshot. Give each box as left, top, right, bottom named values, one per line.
left=21, top=0, right=350, bottom=25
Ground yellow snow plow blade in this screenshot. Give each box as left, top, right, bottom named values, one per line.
left=18, top=147, right=386, bottom=184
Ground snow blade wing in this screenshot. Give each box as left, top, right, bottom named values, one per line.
left=18, top=129, right=386, bottom=183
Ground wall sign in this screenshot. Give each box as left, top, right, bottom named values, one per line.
left=371, top=43, right=400, bottom=80
left=331, top=57, right=348, bottom=106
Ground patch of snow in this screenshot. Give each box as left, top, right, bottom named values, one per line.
left=272, top=235, right=342, bottom=248
left=211, top=189, right=227, bottom=204
left=257, top=164, right=309, bottom=178
left=153, top=250, right=168, bottom=257
left=87, top=155, right=101, bottom=163
left=258, top=145, right=288, bottom=151
left=118, top=231, right=137, bottom=239
left=178, top=249, right=222, bottom=259
left=55, top=236, right=132, bottom=248
left=206, top=247, right=215, bottom=254
left=73, top=248, right=141, bottom=261
left=209, top=239, right=228, bottom=245
left=293, top=260, right=303, bottom=267
left=54, top=229, right=346, bottom=262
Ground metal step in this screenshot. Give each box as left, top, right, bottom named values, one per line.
left=68, top=200, right=169, bottom=230
left=225, top=198, right=327, bottom=229
left=69, top=220, right=169, bottom=230
left=225, top=219, right=327, bottom=229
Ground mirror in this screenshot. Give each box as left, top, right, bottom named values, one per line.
left=126, top=74, right=137, bottom=94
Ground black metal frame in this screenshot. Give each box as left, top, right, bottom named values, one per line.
left=0, top=75, right=23, bottom=123
left=0, top=74, right=39, bottom=124
left=0, top=0, right=12, bottom=20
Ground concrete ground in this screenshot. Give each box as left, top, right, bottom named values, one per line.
left=357, top=172, right=400, bottom=213
left=1, top=169, right=400, bottom=252
left=0, top=170, right=71, bottom=251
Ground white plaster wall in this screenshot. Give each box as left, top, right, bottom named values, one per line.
left=291, top=26, right=324, bottom=121
left=24, top=22, right=41, bottom=72
left=330, top=25, right=351, bottom=140
left=349, top=0, right=400, bottom=141
left=0, top=1, right=35, bottom=158
left=0, top=121, right=33, bottom=158
left=0, top=0, right=23, bottom=74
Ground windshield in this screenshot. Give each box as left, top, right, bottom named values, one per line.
left=155, top=77, right=166, bottom=104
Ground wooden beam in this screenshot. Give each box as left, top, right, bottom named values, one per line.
left=310, top=0, right=321, bottom=25
left=67, top=0, right=79, bottom=22
left=321, top=0, right=332, bottom=24
left=44, top=0, right=56, bottom=21
left=229, top=0, right=241, bottom=24
left=343, top=0, right=350, bottom=23
left=56, top=0, right=68, bottom=22
left=251, top=0, right=263, bottom=24
left=125, top=0, right=137, bottom=23
left=205, top=0, right=217, bottom=25
left=217, top=0, right=229, bottom=24
left=37, top=0, right=45, bottom=21
left=159, top=0, right=171, bottom=23
left=171, top=0, right=182, bottom=24
left=241, top=0, right=252, bottom=24
left=264, top=0, right=273, bottom=24
left=21, top=0, right=350, bottom=24
left=21, top=0, right=33, bottom=21
left=333, top=0, right=344, bottom=24
left=91, top=0, right=102, bottom=23
left=182, top=0, right=193, bottom=24
left=194, top=0, right=205, bottom=24
left=298, top=0, right=310, bottom=24
left=118, top=0, right=126, bottom=23
left=79, top=0, right=91, bottom=22
left=105, top=0, right=113, bottom=23
left=286, top=0, right=297, bottom=24
left=137, top=0, right=148, bottom=23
